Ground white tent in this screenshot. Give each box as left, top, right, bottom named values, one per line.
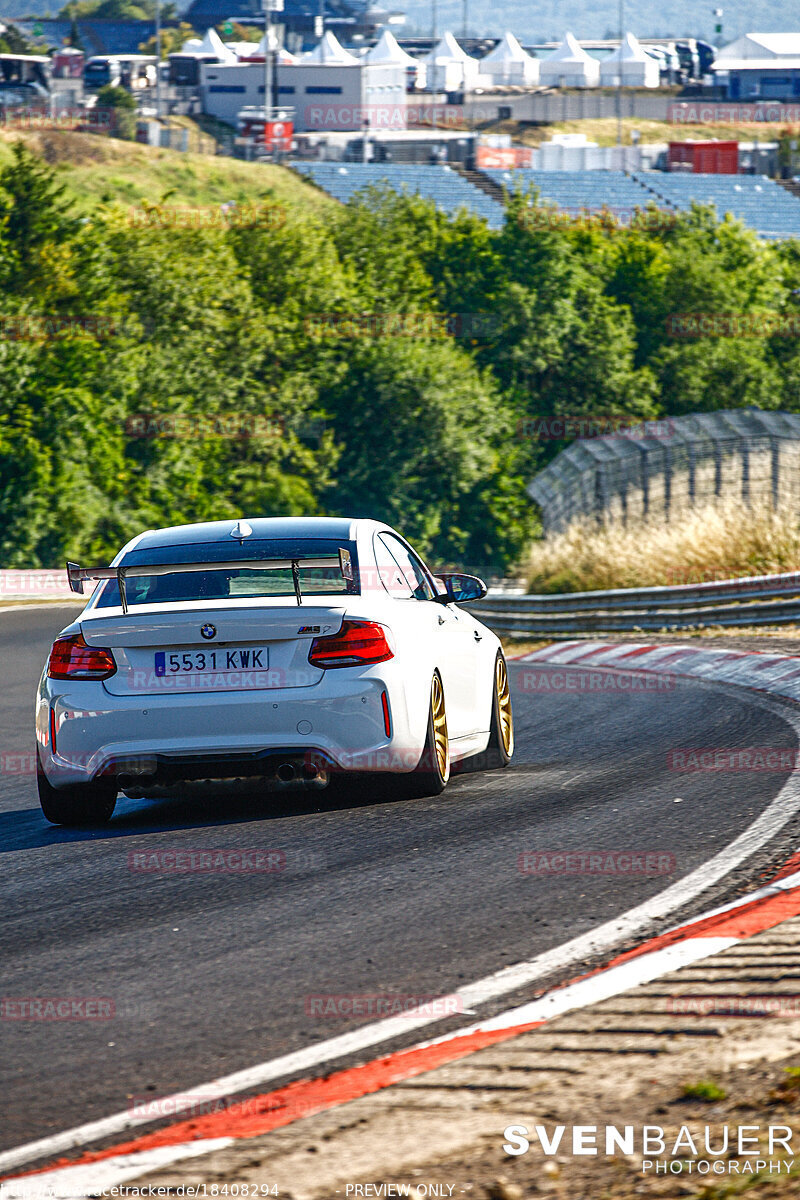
left=238, top=32, right=298, bottom=63
left=599, top=32, right=659, bottom=87
left=196, top=27, right=236, bottom=62
left=367, top=29, right=424, bottom=86
left=366, top=30, right=417, bottom=66
left=539, top=32, right=599, bottom=87
left=303, top=31, right=359, bottom=65
left=481, top=32, right=539, bottom=85
left=423, top=31, right=479, bottom=92
left=712, top=32, right=800, bottom=70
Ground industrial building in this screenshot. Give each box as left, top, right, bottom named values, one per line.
left=713, top=32, right=800, bottom=100
left=201, top=32, right=406, bottom=131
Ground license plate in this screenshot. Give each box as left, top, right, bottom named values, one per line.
left=154, top=647, right=268, bottom=676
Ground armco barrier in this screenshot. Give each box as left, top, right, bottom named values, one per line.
left=477, top=569, right=800, bottom=634
left=5, top=566, right=800, bottom=632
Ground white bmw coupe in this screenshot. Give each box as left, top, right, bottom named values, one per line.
left=36, top=517, right=514, bottom=825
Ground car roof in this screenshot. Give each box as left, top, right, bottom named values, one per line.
left=131, top=516, right=368, bottom=552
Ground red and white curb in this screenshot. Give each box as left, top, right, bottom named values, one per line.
left=4, top=641, right=800, bottom=1197
left=521, top=638, right=800, bottom=701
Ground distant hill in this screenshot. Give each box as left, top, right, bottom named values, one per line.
left=398, top=0, right=796, bottom=45
left=0, top=2, right=42, bottom=20
left=3, top=0, right=796, bottom=47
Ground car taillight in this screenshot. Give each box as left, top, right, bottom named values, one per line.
left=308, top=620, right=394, bottom=669
left=48, top=633, right=116, bottom=680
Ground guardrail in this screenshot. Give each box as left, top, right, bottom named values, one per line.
left=477, top=570, right=800, bottom=635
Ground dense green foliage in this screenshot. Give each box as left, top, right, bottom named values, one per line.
left=59, top=0, right=177, bottom=20
left=2, top=142, right=800, bottom=572
left=96, top=85, right=137, bottom=140
left=0, top=23, right=39, bottom=55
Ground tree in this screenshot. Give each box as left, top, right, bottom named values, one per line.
left=60, top=0, right=176, bottom=17
left=140, top=21, right=197, bottom=58
left=0, top=142, right=79, bottom=291
left=96, top=84, right=137, bottom=140
left=0, top=23, right=40, bottom=54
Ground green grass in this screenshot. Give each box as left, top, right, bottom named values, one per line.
left=681, top=1079, right=728, bottom=1102
left=0, top=129, right=335, bottom=216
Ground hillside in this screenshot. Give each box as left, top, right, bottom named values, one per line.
left=0, top=129, right=334, bottom=215
left=402, top=0, right=787, bottom=43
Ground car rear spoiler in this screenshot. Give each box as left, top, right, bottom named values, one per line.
left=66, top=548, right=354, bottom=614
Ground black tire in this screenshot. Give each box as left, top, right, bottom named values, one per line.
left=37, top=754, right=117, bottom=826
left=485, top=651, right=514, bottom=769
left=405, top=673, right=450, bottom=798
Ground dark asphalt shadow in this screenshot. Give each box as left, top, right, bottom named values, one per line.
left=0, top=764, right=524, bottom=852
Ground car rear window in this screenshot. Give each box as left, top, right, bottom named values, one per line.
left=95, top=539, right=360, bottom=608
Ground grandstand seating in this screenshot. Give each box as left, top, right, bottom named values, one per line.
left=483, top=169, right=656, bottom=222
left=632, top=173, right=800, bottom=241
left=292, top=162, right=800, bottom=242
left=291, top=162, right=505, bottom=229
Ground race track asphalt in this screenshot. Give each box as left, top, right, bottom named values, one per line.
left=1, top=606, right=797, bottom=1153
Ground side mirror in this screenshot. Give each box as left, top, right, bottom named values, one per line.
left=432, top=573, right=488, bottom=604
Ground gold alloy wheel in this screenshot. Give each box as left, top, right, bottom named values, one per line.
left=496, top=656, right=514, bottom=757
left=431, top=674, right=450, bottom=781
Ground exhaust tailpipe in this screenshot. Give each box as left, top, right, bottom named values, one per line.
left=276, top=763, right=296, bottom=783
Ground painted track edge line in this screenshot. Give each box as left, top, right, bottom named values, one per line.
left=6, top=877, right=800, bottom=1186
left=4, top=639, right=800, bottom=1185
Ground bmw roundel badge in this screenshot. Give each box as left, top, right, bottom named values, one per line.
left=200, top=623, right=217, bottom=640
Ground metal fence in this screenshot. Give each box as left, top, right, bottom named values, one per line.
left=476, top=569, right=800, bottom=634
left=461, top=91, right=674, bottom=125
left=528, top=409, right=800, bottom=534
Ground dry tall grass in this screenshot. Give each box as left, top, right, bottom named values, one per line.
left=527, top=500, right=800, bottom=593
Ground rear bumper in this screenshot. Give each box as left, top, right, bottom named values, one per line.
left=36, top=670, right=421, bottom=788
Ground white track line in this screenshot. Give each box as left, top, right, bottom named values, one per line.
left=0, top=1140, right=234, bottom=1200
left=2, top=657, right=800, bottom=1177
left=2, top=941, right=741, bottom=1199
left=435, top=938, right=737, bottom=1039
